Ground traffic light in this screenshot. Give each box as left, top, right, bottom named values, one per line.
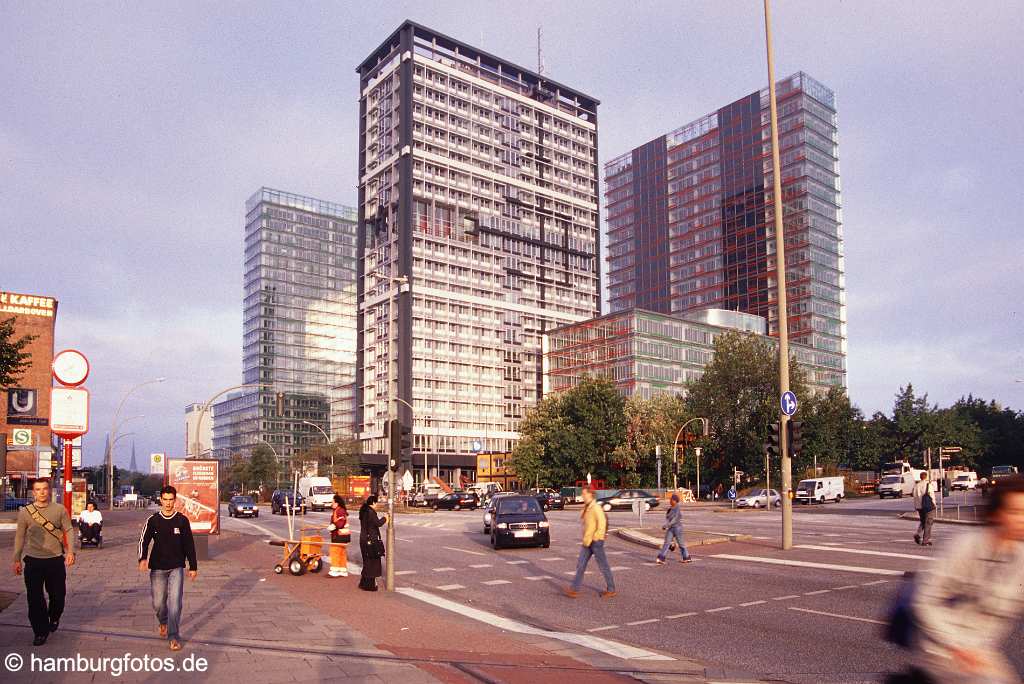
left=766, top=422, right=781, bottom=456
left=112, top=465, right=120, bottom=484
left=788, top=420, right=804, bottom=457
left=387, top=418, right=412, bottom=472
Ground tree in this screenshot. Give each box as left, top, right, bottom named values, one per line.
left=953, top=396, right=1024, bottom=475
left=302, top=437, right=361, bottom=479
left=248, top=444, right=280, bottom=489
left=799, top=386, right=865, bottom=473
left=0, top=316, right=36, bottom=387
left=683, top=331, right=808, bottom=485
left=510, top=376, right=626, bottom=487
left=612, top=394, right=691, bottom=488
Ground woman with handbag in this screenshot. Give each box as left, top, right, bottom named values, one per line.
left=327, top=495, right=350, bottom=578
left=358, top=494, right=387, bottom=591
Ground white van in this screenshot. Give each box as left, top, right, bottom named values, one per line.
left=951, top=471, right=979, bottom=491
left=795, top=476, right=845, bottom=504
left=298, top=476, right=335, bottom=511
left=878, top=473, right=916, bottom=498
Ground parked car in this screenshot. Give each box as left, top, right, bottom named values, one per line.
left=227, top=495, right=259, bottom=518
left=270, top=489, right=307, bottom=515
left=490, top=495, right=550, bottom=549
left=735, top=488, right=781, bottom=508
left=482, top=492, right=516, bottom=533
left=795, top=477, right=845, bottom=504
left=951, top=472, right=979, bottom=491
left=596, top=489, right=659, bottom=512
left=434, top=491, right=479, bottom=511
left=878, top=473, right=915, bottom=499
left=412, top=483, right=445, bottom=507
left=3, top=496, right=31, bottom=512
left=530, top=488, right=564, bottom=511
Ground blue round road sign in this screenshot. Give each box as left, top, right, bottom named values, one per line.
left=780, top=391, right=798, bottom=416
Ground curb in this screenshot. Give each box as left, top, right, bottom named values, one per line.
left=897, top=512, right=983, bottom=526
left=615, top=527, right=752, bottom=549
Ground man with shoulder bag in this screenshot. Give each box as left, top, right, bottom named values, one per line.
left=11, top=479, right=76, bottom=646
left=913, top=473, right=937, bottom=546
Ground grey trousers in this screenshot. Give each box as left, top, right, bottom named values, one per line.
left=916, top=509, right=935, bottom=543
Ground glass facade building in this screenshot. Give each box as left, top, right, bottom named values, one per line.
left=545, top=308, right=838, bottom=399
left=605, top=73, right=846, bottom=390
left=355, top=22, right=601, bottom=484
left=212, top=188, right=358, bottom=468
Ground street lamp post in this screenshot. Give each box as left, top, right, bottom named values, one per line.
left=106, top=378, right=165, bottom=510
left=764, top=0, right=794, bottom=550
left=191, top=383, right=266, bottom=460
left=673, top=418, right=709, bottom=492
left=302, top=420, right=332, bottom=478
left=384, top=273, right=409, bottom=593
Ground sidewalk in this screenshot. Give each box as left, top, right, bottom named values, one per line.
left=0, top=509, right=728, bottom=683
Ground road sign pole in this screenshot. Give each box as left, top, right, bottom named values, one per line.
left=62, top=440, right=73, bottom=517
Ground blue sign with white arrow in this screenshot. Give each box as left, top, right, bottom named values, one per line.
left=780, top=391, right=798, bottom=416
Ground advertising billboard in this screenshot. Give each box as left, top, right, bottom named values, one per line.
left=166, top=459, right=219, bottom=535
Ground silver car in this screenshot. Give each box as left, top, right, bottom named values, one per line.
left=482, top=492, right=516, bottom=533
left=736, top=488, right=781, bottom=508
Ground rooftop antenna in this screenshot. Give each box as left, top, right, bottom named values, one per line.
left=537, top=26, right=545, bottom=76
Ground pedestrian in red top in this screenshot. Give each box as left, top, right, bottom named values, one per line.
left=327, top=495, right=350, bottom=578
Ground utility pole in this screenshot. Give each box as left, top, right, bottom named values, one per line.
left=764, top=0, right=793, bottom=550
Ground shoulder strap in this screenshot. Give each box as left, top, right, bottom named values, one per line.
left=25, top=504, right=66, bottom=544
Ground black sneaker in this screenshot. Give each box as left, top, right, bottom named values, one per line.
left=33, top=634, right=48, bottom=646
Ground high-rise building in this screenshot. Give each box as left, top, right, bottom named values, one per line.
left=355, top=21, right=601, bottom=485
left=212, top=188, right=358, bottom=469
left=605, top=72, right=845, bottom=389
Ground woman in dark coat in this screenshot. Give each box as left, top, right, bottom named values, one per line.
left=358, top=495, right=387, bottom=591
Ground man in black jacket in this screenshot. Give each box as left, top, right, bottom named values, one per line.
left=138, top=485, right=197, bottom=651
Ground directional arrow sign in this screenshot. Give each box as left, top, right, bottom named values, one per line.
left=780, top=391, right=798, bottom=417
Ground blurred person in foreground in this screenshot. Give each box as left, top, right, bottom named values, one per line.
left=911, top=475, right=1024, bottom=683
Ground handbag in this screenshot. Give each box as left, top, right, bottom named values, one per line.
left=885, top=572, right=918, bottom=648
left=368, top=537, right=385, bottom=558
left=920, top=491, right=935, bottom=513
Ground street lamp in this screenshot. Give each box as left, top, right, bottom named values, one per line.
left=381, top=272, right=410, bottom=593
left=106, top=378, right=165, bottom=510
left=673, top=417, right=709, bottom=493
left=302, top=420, right=332, bottom=477
left=191, top=383, right=267, bottom=460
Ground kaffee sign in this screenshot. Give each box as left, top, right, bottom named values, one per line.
left=0, top=292, right=56, bottom=318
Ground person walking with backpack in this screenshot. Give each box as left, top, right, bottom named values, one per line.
left=11, top=478, right=76, bottom=646
left=655, top=493, right=693, bottom=564
left=327, top=495, right=350, bottom=578
left=913, top=472, right=937, bottom=546
left=565, top=487, right=615, bottom=598
left=138, top=486, right=197, bottom=651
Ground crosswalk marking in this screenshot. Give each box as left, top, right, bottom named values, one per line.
left=524, top=575, right=553, bottom=581
left=506, top=560, right=528, bottom=565
left=540, top=557, right=564, bottom=562
left=711, top=554, right=905, bottom=576
left=861, top=580, right=889, bottom=586
left=609, top=566, right=631, bottom=571
left=795, top=544, right=933, bottom=561
left=436, top=584, right=465, bottom=591
left=588, top=625, right=619, bottom=632
left=395, top=570, right=418, bottom=576
left=740, top=600, right=767, bottom=606
left=469, top=563, right=493, bottom=568
left=482, top=579, right=511, bottom=586
left=626, top=619, right=660, bottom=626
left=665, top=612, right=698, bottom=619
left=804, top=589, right=831, bottom=595
left=832, top=585, right=858, bottom=591
left=772, top=595, right=800, bottom=601
left=432, top=567, right=456, bottom=572
left=705, top=606, right=734, bottom=613
left=443, top=546, right=486, bottom=556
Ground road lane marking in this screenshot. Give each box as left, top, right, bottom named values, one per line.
left=469, top=564, right=493, bottom=568
left=540, top=557, right=564, bottom=562
left=606, top=550, right=628, bottom=555
left=862, top=580, right=889, bottom=586
left=832, top=585, right=858, bottom=591
left=739, top=600, right=767, bottom=607
left=665, top=612, right=698, bottom=619
left=433, top=567, right=457, bottom=572
left=705, top=606, right=734, bottom=613
left=804, top=590, right=831, bottom=595
left=711, top=554, right=905, bottom=576
left=395, top=570, right=418, bottom=576
left=436, top=584, right=465, bottom=591
left=397, top=587, right=674, bottom=661
left=588, top=625, right=619, bottom=632
left=772, top=595, right=800, bottom=601
left=609, top=566, right=631, bottom=571
left=524, top=576, right=553, bottom=581
left=506, top=560, right=528, bottom=565
left=626, top=619, right=660, bottom=626
left=481, top=579, right=511, bottom=586
left=795, top=544, right=934, bottom=561
left=443, top=546, right=486, bottom=556
left=788, top=607, right=886, bottom=625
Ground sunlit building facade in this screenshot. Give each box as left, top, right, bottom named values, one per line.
left=605, top=72, right=845, bottom=390
left=213, top=188, right=358, bottom=467
left=355, top=22, right=601, bottom=484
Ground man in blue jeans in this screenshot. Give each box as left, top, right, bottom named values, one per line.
left=565, top=487, right=615, bottom=598
left=656, top=493, right=693, bottom=564
left=138, top=486, right=197, bottom=651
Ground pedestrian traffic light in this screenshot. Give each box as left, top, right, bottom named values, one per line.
left=766, top=422, right=781, bottom=456
left=788, top=420, right=804, bottom=457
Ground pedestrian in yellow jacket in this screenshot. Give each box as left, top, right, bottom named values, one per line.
left=566, top=487, right=615, bottom=598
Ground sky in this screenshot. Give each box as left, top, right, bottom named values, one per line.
left=2, top=1, right=1023, bottom=468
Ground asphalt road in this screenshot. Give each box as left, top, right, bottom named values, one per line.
left=221, top=494, right=1018, bottom=683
